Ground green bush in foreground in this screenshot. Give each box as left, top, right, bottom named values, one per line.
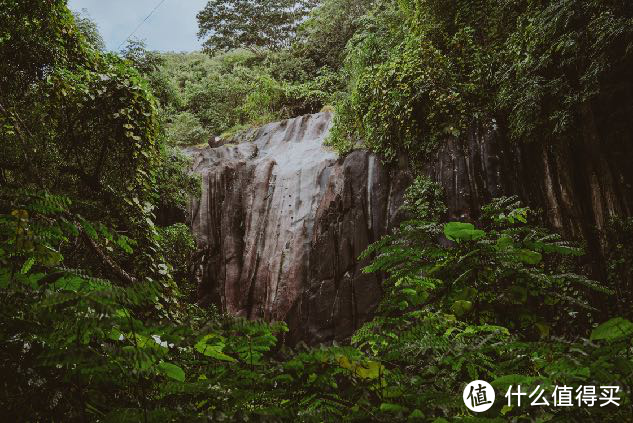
left=2, top=188, right=631, bottom=421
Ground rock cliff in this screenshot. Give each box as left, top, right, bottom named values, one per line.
left=189, top=112, right=409, bottom=344
left=189, top=110, right=633, bottom=343
left=423, top=120, right=633, bottom=281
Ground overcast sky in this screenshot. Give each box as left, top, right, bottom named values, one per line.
left=68, top=0, right=209, bottom=52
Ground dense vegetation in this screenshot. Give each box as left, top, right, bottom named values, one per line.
left=1, top=0, right=632, bottom=421
left=153, top=0, right=372, bottom=143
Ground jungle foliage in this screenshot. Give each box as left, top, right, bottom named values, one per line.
left=1, top=0, right=632, bottom=422
left=327, top=0, right=633, bottom=160
left=152, top=0, right=372, bottom=144
left=197, top=0, right=317, bottom=53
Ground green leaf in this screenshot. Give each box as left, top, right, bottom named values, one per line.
left=39, top=291, right=77, bottom=307
left=158, top=361, right=185, bottom=382
left=456, top=286, right=478, bottom=301
left=380, top=402, right=404, bottom=413
left=130, top=333, right=168, bottom=353
left=20, top=257, right=35, bottom=274
left=195, top=334, right=236, bottom=362
left=401, top=288, right=417, bottom=297
left=37, top=246, right=63, bottom=267
left=0, top=269, right=10, bottom=289
left=337, top=355, right=384, bottom=379
left=450, top=300, right=473, bottom=317
left=117, top=236, right=134, bottom=254
left=515, top=249, right=542, bottom=264
left=591, top=317, right=633, bottom=341
left=51, top=276, right=83, bottom=292
left=122, top=346, right=154, bottom=371
left=356, top=360, right=383, bottom=379
left=495, top=235, right=513, bottom=250
left=109, top=328, right=124, bottom=341
left=443, top=222, right=485, bottom=242
left=409, top=409, right=424, bottom=419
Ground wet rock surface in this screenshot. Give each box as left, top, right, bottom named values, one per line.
left=423, top=121, right=633, bottom=280
left=189, top=111, right=633, bottom=343
left=189, top=113, right=408, bottom=344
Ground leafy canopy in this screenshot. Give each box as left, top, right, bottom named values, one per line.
left=197, top=0, right=316, bottom=53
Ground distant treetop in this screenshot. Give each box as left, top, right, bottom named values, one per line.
left=197, top=0, right=316, bottom=54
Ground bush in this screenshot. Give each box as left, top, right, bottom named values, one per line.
left=158, top=223, right=197, bottom=300
left=165, top=111, right=211, bottom=146
left=355, top=194, right=631, bottom=420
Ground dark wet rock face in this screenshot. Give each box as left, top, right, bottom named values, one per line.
left=189, top=113, right=408, bottom=344
left=189, top=111, right=633, bottom=343
left=423, top=121, right=633, bottom=281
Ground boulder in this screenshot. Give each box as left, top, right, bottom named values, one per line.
left=189, top=112, right=408, bottom=344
